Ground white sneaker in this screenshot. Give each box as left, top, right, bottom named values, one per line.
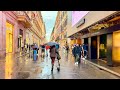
left=75, top=62, right=76, bottom=65
left=75, top=62, right=78, bottom=65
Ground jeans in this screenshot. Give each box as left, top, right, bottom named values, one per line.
left=74, top=53, right=81, bottom=63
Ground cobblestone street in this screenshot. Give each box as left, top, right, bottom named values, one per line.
left=0, top=51, right=119, bottom=79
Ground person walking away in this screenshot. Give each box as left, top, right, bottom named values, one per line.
left=82, top=43, right=87, bottom=59
left=55, top=44, right=61, bottom=71
left=66, top=45, right=69, bottom=56
left=25, top=44, right=27, bottom=53
left=74, top=44, right=82, bottom=65
left=33, top=47, right=37, bottom=61
left=72, top=45, right=76, bottom=62
left=79, top=45, right=83, bottom=64
left=41, top=45, right=45, bottom=58
left=35, top=44, right=39, bottom=59
left=45, top=45, right=50, bottom=57
left=49, top=45, right=57, bottom=72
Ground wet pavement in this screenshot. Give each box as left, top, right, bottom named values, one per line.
left=0, top=51, right=120, bottom=79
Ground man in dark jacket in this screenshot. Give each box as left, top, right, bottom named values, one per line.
left=73, top=44, right=82, bottom=65
left=72, top=45, right=76, bottom=58
left=82, top=43, right=88, bottom=58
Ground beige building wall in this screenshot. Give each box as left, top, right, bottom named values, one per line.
left=27, top=11, right=45, bottom=46
left=67, top=11, right=117, bottom=37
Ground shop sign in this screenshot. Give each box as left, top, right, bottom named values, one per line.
left=76, top=18, right=85, bottom=28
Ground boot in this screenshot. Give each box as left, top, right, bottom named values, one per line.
left=58, top=60, right=60, bottom=67
left=51, top=67, right=53, bottom=71
left=51, top=64, right=54, bottom=71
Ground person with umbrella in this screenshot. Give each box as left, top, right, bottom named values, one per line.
left=49, top=45, right=57, bottom=72
left=41, top=45, right=45, bottom=58
left=33, top=44, right=38, bottom=61
left=55, top=44, right=60, bottom=71
left=47, top=42, right=60, bottom=72
left=45, top=45, right=50, bottom=57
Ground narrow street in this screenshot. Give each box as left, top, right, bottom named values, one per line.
left=0, top=51, right=119, bottom=79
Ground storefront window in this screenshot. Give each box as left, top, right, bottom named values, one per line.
left=113, top=31, right=120, bottom=63
left=99, top=34, right=107, bottom=59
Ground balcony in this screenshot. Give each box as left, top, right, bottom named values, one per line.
left=17, top=11, right=31, bottom=28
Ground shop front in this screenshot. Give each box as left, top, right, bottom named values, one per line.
left=113, top=30, right=120, bottom=65
left=99, top=34, right=107, bottom=60
left=81, top=24, right=120, bottom=66
left=18, top=29, right=23, bottom=51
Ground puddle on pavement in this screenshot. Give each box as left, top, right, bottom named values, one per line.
left=17, top=71, right=30, bottom=79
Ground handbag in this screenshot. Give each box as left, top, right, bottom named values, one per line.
left=57, top=53, right=61, bottom=60
left=75, top=54, right=80, bottom=62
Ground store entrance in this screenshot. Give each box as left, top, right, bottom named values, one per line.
left=99, top=34, right=107, bottom=60
left=84, top=38, right=88, bottom=58
left=91, top=36, right=97, bottom=59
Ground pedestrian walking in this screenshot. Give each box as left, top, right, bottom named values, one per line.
left=45, top=45, right=50, bottom=57
left=24, top=44, right=27, bottom=53
left=82, top=43, right=88, bottom=59
left=72, top=44, right=76, bottom=58
left=33, top=47, right=38, bottom=61
left=55, top=44, right=61, bottom=71
left=41, top=45, right=45, bottom=58
left=72, top=44, right=82, bottom=65
left=49, top=45, right=57, bottom=72
left=66, top=45, right=69, bottom=56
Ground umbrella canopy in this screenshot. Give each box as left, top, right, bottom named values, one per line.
left=33, top=44, right=38, bottom=49
left=45, top=42, right=59, bottom=46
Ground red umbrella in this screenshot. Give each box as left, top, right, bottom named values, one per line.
left=46, top=45, right=50, bottom=50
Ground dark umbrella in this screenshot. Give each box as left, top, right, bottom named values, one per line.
left=45, top=42, right=59, bottom=46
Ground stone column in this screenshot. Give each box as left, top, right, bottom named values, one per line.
left=97, top=36, right=100, bottom=59
left=88, top=37, right=91, bottom=59
left=107, top=33, right=113, bottom=66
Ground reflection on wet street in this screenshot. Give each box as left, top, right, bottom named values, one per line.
left=0, top=51, right=120, bottom=79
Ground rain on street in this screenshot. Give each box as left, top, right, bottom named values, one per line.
left=0, top=51, right=119, bottom=79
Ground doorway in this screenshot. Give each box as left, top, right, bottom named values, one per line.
left=91, top=36, right=97, bottom=59
left=6, top=22, right=13, bottom=53
left=99, top=34, right=107, bottom=60
left=84, top=38, right=88, bottom=50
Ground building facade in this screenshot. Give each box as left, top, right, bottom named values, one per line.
left=54, top=11, right=61, bottom=43
left=50, top=27, right=55, bottom=42
left=0, top=11, right=32, bottom=58
left=59, top=11, right=68, bottom=47
left=68, top=11, right=120, bottom=66
left=52, top=11, right=68, bottom=47
left=0, top=11, right=46, bottom=58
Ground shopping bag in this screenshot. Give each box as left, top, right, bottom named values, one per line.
left=75, top=54, right=80, bottom=62
left=57, top=53, right=61, bottom=60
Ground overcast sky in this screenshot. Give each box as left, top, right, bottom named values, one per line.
left=41, top=11, right=57, bottom=41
